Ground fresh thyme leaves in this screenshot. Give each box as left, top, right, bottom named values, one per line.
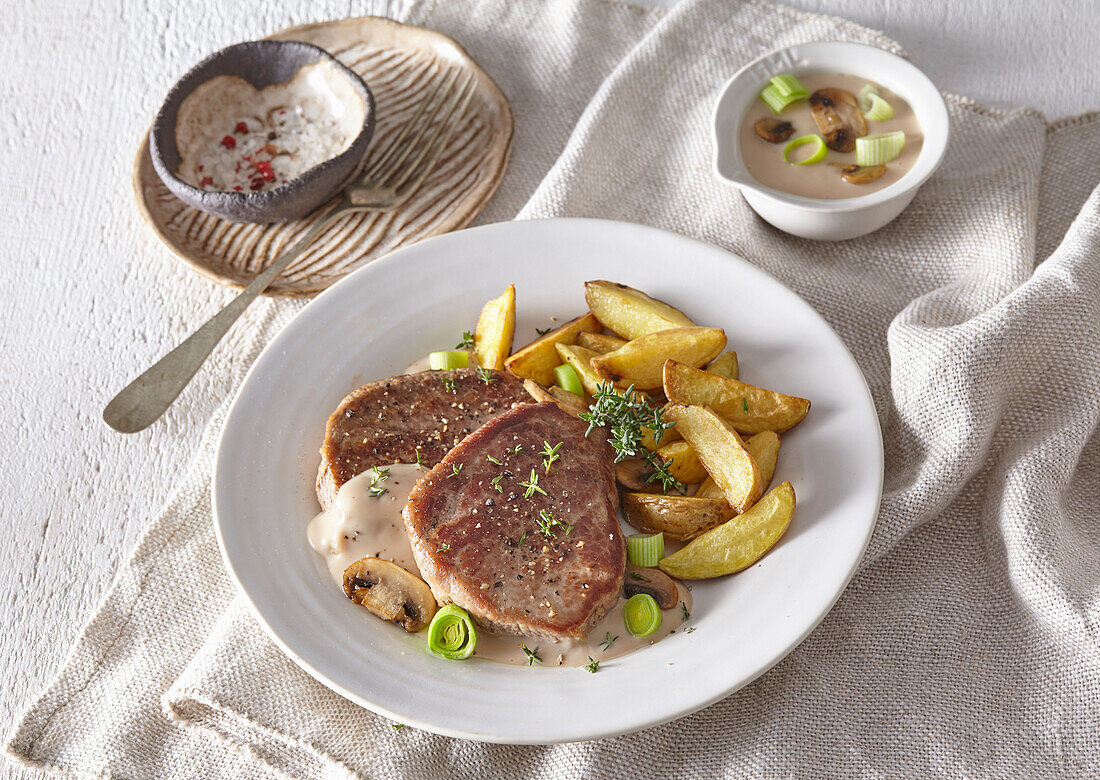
left=414, top=448, right=424, bottom=467
left=630, top=572, right=644, bottom=580
left=508, top=444, right=525, bottom=455
left=536, top=509, right=565, bottom=538
left=441, top=377, right=457, bottom=394
left=490, top=474, right=504, bottom=492
left=448, top=464, right=463, bottom=478
left=681, top=602, right=691, bottom=621
left=580, top=382, right=684, bottom=494
left=564, top=524, right=574, bottom=535
left=535, top=326, right=553, bottom=336
left=584, top=657, right=600, bottom=673
left=368, top=466, right=389, bottom=498
left=392, top=723, right=405, bottom=731
left=519, top=469, right=546, bottom=498
left=541, top=441, right=563, bottom=474
left=456, top=331, right=475, bottom=349
left=436, top=542, right=451, bottom=552
left=476, top=366, right=497, bottom=384
left=486, top=455, right=503, bottom=466
left=522, top=644, right=542, bottom=665
left=518, top=531, right=529, bottom=546
left=599, top=632, right=618, bottom=651
left=742, top=397, right=748, bottom=412
left=684, top=626, right=696, bottom=634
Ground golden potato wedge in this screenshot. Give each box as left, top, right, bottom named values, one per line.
left=576, top=331, right=628, bottom=354
left=549, top=385, right=589, bottom=416
left=658, top=481, right=794, bottom=579
left=504, top=312, right=600, bottom=385
left=694, top=476, right=723, bottom=499
left=591, top=327, right=726, bottom=390
left=474, top=285, right=515, bottom=371
left=664, top=403, right=762, bottom=512
left=655, top=440, right=709, bottom=484
left=554, top=343, right=606, bottom=397
left=706, top=351, right=739, bottom=380
left=745, top=431, right=780, bottom=491
left=622, top=493, right=735, bottom=542
left=663, top=360, right=810, bottom=434
left=584, top=280, right=695, bottom=339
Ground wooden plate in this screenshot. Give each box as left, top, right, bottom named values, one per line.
left=134, top=16, right=513, bottom=297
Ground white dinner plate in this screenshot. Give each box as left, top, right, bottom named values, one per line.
left=213, top=218, right=883, bottom=744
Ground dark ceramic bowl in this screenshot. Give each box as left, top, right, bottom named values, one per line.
left=150, top=40, right=375, bottom=224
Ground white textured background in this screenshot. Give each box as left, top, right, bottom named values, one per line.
left=1, top=0, right=1096, bottom=776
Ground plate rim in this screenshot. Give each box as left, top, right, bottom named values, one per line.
left=212, top=217, right=884, bottom=743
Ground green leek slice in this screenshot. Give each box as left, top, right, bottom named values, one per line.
left=427, top=604, right=478, bottom=660
left=858, top=84, right=895, bottom=121
left=429, top=350, right=469, bottom=370
left=627, top=532, right=665, bottom=567
left=855, top=131, right=905, bottom=166
left=759, top=74, right=809, bottom=113
left=623, top=593, right=662, bottom=638
left=553, top=364, right=584, bottom=397
left=782, top=134, right=828, bottom=166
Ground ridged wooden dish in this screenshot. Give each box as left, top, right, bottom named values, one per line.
left=134, top=16, right=513, bottom=297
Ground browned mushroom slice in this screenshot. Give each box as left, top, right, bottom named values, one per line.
left=831, top=163, right=887, bottom=185
left=808, top=88, right=868, bottom=152
left=623, top=564, right=679, bottom=610
left=343, top=557, right=438, bottom=632
left=753, top=118, right=795, bottom=144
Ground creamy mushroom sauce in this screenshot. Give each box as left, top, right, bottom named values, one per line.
left=308, top=461, right=693, bottom=668
left=175, top=60, right=365, bottom=193
left=739, top=73, right=923, bottom=199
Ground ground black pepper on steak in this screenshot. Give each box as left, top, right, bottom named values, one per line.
left=316, top=369, right=530, bottom=509
left=403, top=402, right=625, bottom=640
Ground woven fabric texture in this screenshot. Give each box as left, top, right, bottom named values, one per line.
left=6, top=0, right=1099, bottom=776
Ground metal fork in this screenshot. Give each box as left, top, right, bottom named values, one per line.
left=103, top=70, right=478, bottom=433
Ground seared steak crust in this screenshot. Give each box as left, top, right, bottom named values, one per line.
left=317, top=369, right=529, bottom=509
left=404, top=402, right=625, bottom=640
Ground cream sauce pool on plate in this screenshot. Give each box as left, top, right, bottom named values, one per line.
left=739, top=73, right=923, bottom=199
left=307, top=462, right=692, bottom=668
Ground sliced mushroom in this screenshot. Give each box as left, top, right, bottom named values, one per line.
left=623, top=564, right=679, bottom=610
left=831, top=163, right=886, bottom=185
left=808, top=88, right=868, bottom=152
left=343, top=557, right=438, bottom=632
left=616, top=459, right=657, bottom=492
left=753, top=118, right=795, bottom=144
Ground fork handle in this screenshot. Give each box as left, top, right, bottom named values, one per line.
left=103, top=208, right=342, bottom=433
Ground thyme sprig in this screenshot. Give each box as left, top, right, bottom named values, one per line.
left=579, top=382, right=684, bottom=494
left=535, top=325, right=553, bottom=336
left=441, top=377, right=457, bottom=394
left=367, top=466, right=389, bottom=498
left=536, top=509, right=566, bottom=538
left=476, top=366, right=497, bottom=385
left=456, top=331, right=475, bottom=349
left=522, top=644, right=542, bottom=666
left=541, top=441, right=563, bottom=474
left=519, top=469, right=546, bottom=498
left=599, top=632, right=618, bottom=651
left=584, top=657, right=600, bottom=673
left=448, top=464, right=463, bottom=479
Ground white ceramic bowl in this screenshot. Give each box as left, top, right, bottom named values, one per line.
left=713, top=42, right=949, bottom=241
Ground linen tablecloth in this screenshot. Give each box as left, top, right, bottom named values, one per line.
left=7, top=0, right=1099, bottom=776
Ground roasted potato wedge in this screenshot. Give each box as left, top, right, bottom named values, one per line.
left=591, top=327, right=726, bottom=390
left=706, top=351, right=739, bottom=380
left=504, top=312, right=600, bottom=385
left=744, top=430, right=780, bottom=491
left=549, top=385, right=589, bottom=416
left=584, top=280, right=695, bottom=339
left=694, top=476, right=723, bottom=499
left=655, top=440, right=709, bottom=484
left=474, top=285, right=515, bottom=371
left=664, top=403, right=762, bottom=512
left=694, top=430, right=779, bottom=498
left=554, top=343, right=606, bottom=397
left=623, top=493, right=735, bottom=542
left=663, top=360, right=810, bottom=434
left=575, top=331, right=627, bottom=354
left=658, top=482, right=794, bottom=579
